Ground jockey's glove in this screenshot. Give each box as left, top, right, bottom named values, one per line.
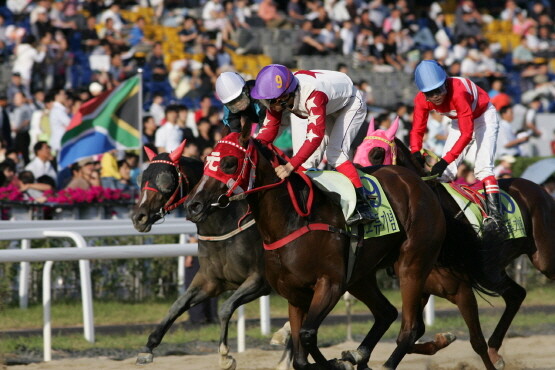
left=430, top=158, right=449, bottom=177
left=411, top=151, right=426, bottom=167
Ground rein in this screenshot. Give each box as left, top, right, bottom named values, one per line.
left=144, top=159, right=190, bottom=217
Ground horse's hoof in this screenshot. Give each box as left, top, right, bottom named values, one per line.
left=435, top=332, right=457, bottom=348
left=136, top=352, right=153, bottom=365
left=329, top=359, right=354, bottom=370
left=219, top=355, right=237, bottom=370
left=341, top=349, right=364, bottom=365
left=270, top=329, right=290, bottom=346
left=494, top=357, right=505, bottom=370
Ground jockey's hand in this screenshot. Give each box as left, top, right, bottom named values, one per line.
left=430, top=158, right=449, bottom=177
left=411, top=151, right=426, bottom=167
left=275, top=162, right=294, bottom=179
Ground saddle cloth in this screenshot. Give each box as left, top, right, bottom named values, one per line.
left=304, top=170, right=401, bottom=239
left=443, top=182, right=526, bottom=239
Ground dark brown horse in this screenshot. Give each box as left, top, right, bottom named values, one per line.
left=131, top=142, right=271, bottom=369
left=184, top=123, right=446, bottom=369
left=357, top=129, right=555, bottom=369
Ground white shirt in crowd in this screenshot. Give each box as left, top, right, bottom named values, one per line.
left=49, top=101, right=71, bottom=153
left=25, top=156, right=57, bottom=181
left=155, top=122, right=183, bottom=152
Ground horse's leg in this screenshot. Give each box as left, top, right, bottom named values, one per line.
left=300, top=276, right=350, bottom=369
left=288, top=304, right=310, bottom=370
left=341, top=275, right=398, bottom=369
left=487, top=275, right=526, bottom=369
left=411, top=273, right=496, bottom=370
left=382, top=259, right=432, bottom=369
left=216, top=273, right=271, bottom=370
left=136, top=273, right=221, bottom=364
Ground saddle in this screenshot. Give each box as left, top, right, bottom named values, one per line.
left=442, top=182, right=526, bottom=240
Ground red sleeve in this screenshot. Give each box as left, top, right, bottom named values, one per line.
left=443, top=90, right=474, bottom=163
left=256, top=109, right=282, bottom=145
left=409, top=93, right=430, bottom=153
left=290, top=91, right=328, bottom=169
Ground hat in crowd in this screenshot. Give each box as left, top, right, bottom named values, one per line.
left=500, top=154, right=516, bottom=164
left=533, top=74, right=549, bottom=84
left=77, top=157, right=95, bottom=167
left=12, top=71, right=21, bottom=77
left=89, top=82, right=104, bottom=96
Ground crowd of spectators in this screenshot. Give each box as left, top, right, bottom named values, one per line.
left=1, top=0, right=555, bottom=213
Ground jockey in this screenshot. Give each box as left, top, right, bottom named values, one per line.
left=251, top=64, right=375, bottom=226
left=410, top=59, right=504, bottom=229
left=215, top=72, right=266, bottom=133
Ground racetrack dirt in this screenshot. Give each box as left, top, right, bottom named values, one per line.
left=7, top=335, right=555, bottom=369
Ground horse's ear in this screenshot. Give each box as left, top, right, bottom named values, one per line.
left=367, top=116, right=375, bottom=135
left=144, top=146, right=157, bottom=161
left=386, top=116, right=399, bottom=140
left=169, top=140, right=187, bottom=163
left=239, top=119, right=252, bottom=147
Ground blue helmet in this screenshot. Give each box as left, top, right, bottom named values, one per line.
left=414, top=60, right=447, bottom=92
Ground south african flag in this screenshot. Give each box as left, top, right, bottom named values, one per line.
left=58, top=75, right=141, bottom=168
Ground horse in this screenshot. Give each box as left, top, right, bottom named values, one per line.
left=131, top=141, right=272, bottom=370
left=184, top=121, right=446, bottom=370
left=355, top=117, right=555, bottom=369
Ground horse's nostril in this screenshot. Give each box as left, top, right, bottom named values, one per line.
left=188, top=202, right=202, bottom=216
left=135, top=213, right=147, bottom=224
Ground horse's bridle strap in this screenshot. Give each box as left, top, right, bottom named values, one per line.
left=197, top=218, right=256, bottom=241
left=263, top=223, right=342, bottom=250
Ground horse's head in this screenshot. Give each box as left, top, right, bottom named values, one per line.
left=353, top=116, right=399, bottom=166
left=132, top=141, right=188, bottom=232
left=185, top=127, right=257, bottom=223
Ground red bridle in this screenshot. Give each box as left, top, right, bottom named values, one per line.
left=143, top=159, right=190, bottom=216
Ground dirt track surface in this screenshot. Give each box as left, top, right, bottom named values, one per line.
left=8, top=335, right=555, bottom=370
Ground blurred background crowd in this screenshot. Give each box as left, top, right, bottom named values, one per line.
left=0, top=0, right=555, bottom=209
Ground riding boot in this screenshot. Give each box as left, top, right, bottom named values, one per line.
left=347, top=187, right=376, bottom=226
left=482, top=177, right=507, bottom=234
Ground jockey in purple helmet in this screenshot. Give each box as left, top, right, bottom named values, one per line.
left=251, top=64, right=375, bottom=226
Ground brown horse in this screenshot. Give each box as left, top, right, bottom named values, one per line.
left=184, top=123, right=446, bottom=370
left=131, top=142, right=272, bottom=370
left=356, top=127, right=555, bottom=369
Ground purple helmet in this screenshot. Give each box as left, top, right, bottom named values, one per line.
left=251, top=64, right=298, bottom=100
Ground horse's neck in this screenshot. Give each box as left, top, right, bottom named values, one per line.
left=196, top=200, right=252, bottom=235
left=395, top=138, right=427, bottom=177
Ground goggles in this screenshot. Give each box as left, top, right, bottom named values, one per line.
left=424, top=84, right=447, bottom=99
left=226, top=91, right=250, bottom=113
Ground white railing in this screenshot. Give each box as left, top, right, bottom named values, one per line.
left=0, top=219, right=271, bottom=361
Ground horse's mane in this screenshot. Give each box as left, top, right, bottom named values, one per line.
left=393, top=138, right=499, bottom=296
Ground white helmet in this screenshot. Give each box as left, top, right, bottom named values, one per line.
left=216, top=72, right=246, bottom=104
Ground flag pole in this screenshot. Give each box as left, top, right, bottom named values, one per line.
left=137, top=68, right=144, bottom=171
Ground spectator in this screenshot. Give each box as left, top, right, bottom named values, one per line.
left=155, top=105, right=183, bottom=153
left=523, top=97, right=543, bottom=138
left=100, top=150, right=121, bottom=189
left=149, top=93, right=165, bottom=126
left=128, top=16, right=152, bottom=48
left=12, top=34, right=46, bottom=89
left=454, top=0, right=483, bottom=40
left=287, top=0, right=306, bottom=26
left=202, top=0, right=233, bottom=43
left=339, top=20, right=355, bottom=56
left=0, top=159, right=17, bottom=187
left=176, top=105, right=196, bottom=141
left=142, top=115, right=157, bottom=147
left=0, top=94, right=12, bottom=150
left=383, top=31, right=406, bottom=71
left=493, top=154, right=516, bottom=179
left=179, top=17, right=200, bottom=54
left=65, top=158, right=97, bottom=190
left=99, top=4, right=125, bottom=33
left=18, top=170, right=53, bottom=202
left=200, top=44, right=220, bottom=96
left=424, top=111, right=449, bottom=156
left=258, top=0, right=290, bottom=29
left=194, top=95, right=213, bottom=124
left=489, top=79, right=512, bottom=110
left=116, top=159, right=137, bottom=193
left=10, top=91, right=33, bottom=163
left=7, top=72, right=31, bottom=101
left=496, top=104, right=529, bottom=158
left=194, top=118, right=215, bottom=154
left=48, top=89, right=71, bottom=154
left=81, top=16, right=100, bottom=54
left=25, top=141, right=57, bottom=182
left=296, top=20, right=326, bottom=56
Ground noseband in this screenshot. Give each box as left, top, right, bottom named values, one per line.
left=143, top=159, right=190, bottom=218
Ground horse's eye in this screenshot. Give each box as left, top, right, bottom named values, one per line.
left=220, top=156, right=238, bottom=175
